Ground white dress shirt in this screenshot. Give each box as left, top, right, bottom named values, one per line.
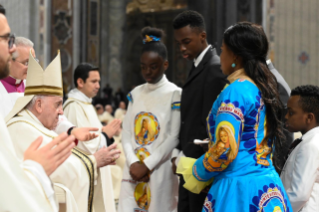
left=281, top=126, right=319, bottom=212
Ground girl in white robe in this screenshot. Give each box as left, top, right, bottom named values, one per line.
left=118, top=27, right=181, bottom=212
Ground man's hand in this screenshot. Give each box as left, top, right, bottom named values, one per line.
left=102, top=119, right=121, bottom=138
left=171, top=157, right=177, bottom=174
left=199, top=138, right=210, bottom=152
left=71, top=127, right=99, bottom=141
left=24, top=133, right=75, bottom=176
left=129, top=162, right=150, bottom=181
left=94, top=143, right=121, bottom=168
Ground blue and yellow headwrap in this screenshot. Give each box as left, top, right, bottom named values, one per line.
left=143, top=35, right=161, bottom=44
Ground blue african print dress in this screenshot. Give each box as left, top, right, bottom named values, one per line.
left=192, top=69, right=292, bottom=212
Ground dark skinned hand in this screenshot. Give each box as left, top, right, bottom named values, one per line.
left=129, top=162, right=150, bottom=181
left=171, top=157, right=177, bottom=174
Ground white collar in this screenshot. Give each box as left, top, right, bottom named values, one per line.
left=266, top=59, right=271, bottom=65
left=145, top=74, right=168, bottom=91
left=9, top=75, right=22, bottom=84
left=301, top=126, right=319, bottom=142
left=194, top=45, right=211, bottom=67
left=68, top=88, right=92, bottom=103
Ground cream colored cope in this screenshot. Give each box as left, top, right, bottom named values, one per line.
left=63, top=89, right=117, bottom=210
left=5, top=50, right=105, bottom=212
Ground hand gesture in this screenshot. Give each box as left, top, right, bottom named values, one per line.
left=129, top=162, right=150, bottom=181
left=94, top=143, right=121, bottom=168
left=71, top=127, right=99, bottom=141
left=24, top=133, right=75, bottom=176
left=102, top=119, right=121, bottom=138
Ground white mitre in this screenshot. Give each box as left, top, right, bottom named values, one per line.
left=5, top=50, right=63, bottom=122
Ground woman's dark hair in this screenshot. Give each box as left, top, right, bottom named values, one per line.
left=223, top=22, right=286, bottom=172
left=141, top=27, right=167, bottom=60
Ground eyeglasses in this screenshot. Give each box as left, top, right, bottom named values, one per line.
left=16, top=58, right=39, bottom=67
left=0, top=33, right=15, bottom=49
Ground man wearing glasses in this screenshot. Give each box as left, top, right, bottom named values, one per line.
left=0, top=36, right=34, bottom=117
left=0, top=8, right=75, bottom=211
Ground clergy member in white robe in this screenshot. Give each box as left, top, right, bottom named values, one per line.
left=0, top=13, right=74, bottom=212
left=6, top=50, right=120, bottom=212
left=0, top=37, right=94, bottom=143
left=63, top=63, right=121, bottom=211
left=0, top=111, right=58, bottom=211
left=118, top=75, right=181, bottom=212
left=281, top=85, right=319, bottom=212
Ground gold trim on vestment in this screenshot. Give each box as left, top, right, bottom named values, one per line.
left=72, top=147, right=95, bottom=212
left=7, top=120, right=56, bottom=139
left=63, top=99, right=90, bottom=122
left=24, top=86, right=63, bottom=97
left=8, top=119, right=95, bottom=212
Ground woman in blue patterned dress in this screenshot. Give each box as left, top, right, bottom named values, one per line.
left=178, top=22, right=292, bottom=212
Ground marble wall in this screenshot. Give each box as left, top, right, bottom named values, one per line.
left=266, top=0, right=319, bottom=89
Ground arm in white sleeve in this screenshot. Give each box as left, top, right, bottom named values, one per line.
left=286, top=142, right=319, bottom=211
left=144, top=90, right=181, bottom=170
left=172, top=148, right=180, bottom=158
left=63, top=102, right=101, bottom=154
left=122, top=101, right=139, bottom=167
left=22, top=160, right=58, bottom=212
left=54, top=115, right=74, bottom=135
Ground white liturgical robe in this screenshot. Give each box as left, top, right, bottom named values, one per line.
left=7, top=110, right=105, bottom=212
left=63, top=88, right=116, bottom=211
left=118, top=75, right=181, bottom=212
left=0, top=113, right=56, bottom=211
left=281, top=127, right=319, bottom=212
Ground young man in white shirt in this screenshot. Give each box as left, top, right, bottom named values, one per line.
left=281, top=85, right=319, bottom=212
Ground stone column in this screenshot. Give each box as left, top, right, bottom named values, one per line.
left=100, top=0, right=126, bottom=93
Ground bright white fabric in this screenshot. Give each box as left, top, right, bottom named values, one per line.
left=281, top=127, right=319, bottom=212
left=0, top=112, right=56, bottom=211
left=193, top=44, right=211, bottom=67
left=54, top=183, right=79, bottom=212
left=64, top=88, right=116, bottom=212
left=7, top=110, right=97, bottom=212
left=0, top=81, right=23, bottom=118
left=118, top=75, right=181, bottom=212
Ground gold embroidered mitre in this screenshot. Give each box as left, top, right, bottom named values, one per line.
left=5, top=50, right=63, bottom=122
left=24, top=50, right=63, bottom=96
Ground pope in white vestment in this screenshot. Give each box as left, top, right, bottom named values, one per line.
left=118, top=75, right=181, bottom=212
left=63, top=88, right=118, bottom=209
left=0, top=112, right=57, bottom=211
left=6, top=50, right=115, bottom=212
left=7, top=109, right=96, bottom=212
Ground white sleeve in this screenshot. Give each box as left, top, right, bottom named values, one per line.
left=286, top=142, right=319, bottom=211
left=54, top=115, right=74, bottom=135
left=63, top=102, right=101, bottom=154
left=122, top=101, right=139, bottom=167
left=21, top=160, right=58, bottom=211
left=144, top=90, right=181, bottom=170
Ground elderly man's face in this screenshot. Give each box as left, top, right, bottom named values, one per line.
left=38, top=96, right=63, bottom=130
left=10, top=46, right=35, bottom=80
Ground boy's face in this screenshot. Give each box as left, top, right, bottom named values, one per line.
left=285, top=95, right=308, bottom=133
left=174, top=25, right=206, bottom=61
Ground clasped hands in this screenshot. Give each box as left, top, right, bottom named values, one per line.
left=130, top=162, right=150, bottom=182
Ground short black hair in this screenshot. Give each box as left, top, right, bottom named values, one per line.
left=141, top=26, right=167, bottom=60
left=172, top=10, right=205, bottom=31
left=0, top=4, right=6, bottom=15
left=291, top=85, right=319, bottom=123
left=74, top=63, right=99, bottom=87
